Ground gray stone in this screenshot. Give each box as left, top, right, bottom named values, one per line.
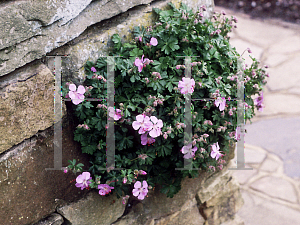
left=33, top=213, right=64, bottom=225
left=237, top=190, right=300, bottom=225
left=197, top=167, right=233, bottom=203
left=250, top=176, right=298, bottom=203
left=58, top=0, right=215, bottom=82
left=233, top=14, right=295, bottom=48
left=257, top=93, right=300, bottom=116
left=267, top=35, right=300, bottom=54
left=221, top=215, right=244, bottom=225
left=264, top=52, right=292, bottom=68
left=57, top=191, right=126, bottom=225
left=0, top=63, right=59, bottom=154
left=203, top=175, right=244, bottom=224
left=244, top=145, right=267, bottom=164
left=154, top=199, right=205, bottom=225
left=0, top=119, right=90, bottom=225
left=260, top=157, right=281, bottom=173
left=245, top=117, right=300, bottom=178
left=266, top=56, right=300, bottom=91
left=0, top=0, right=154, bottom=77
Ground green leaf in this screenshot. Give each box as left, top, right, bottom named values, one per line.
left=166, top=82, right=173, bottom=92
left=130, top=75, right=135, bottom=83
left=129, top=48, right=143, bottom=57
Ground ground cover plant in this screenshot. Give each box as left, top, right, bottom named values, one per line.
left=62, top=3, right=268, bottom=204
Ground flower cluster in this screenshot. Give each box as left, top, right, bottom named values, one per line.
left=132, top=114, right=163, bottom=144
left=62, top=3, right=268, bottom=203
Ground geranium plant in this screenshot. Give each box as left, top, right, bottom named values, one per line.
left=62, top=3, right=268, bottom=204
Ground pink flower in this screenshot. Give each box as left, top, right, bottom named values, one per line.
left=210, top=142, right=223, bottom=160
left=132, top=180, right=148, bottom=200
left=181, top=143, right=197, bottom=159
left=98, top=184, right=114, bottom=195
left=139, top=170, right=147, bottom=175
left=149, top=116, right=163, bottom=138
left=176, top=65, right=181, bottom=69
left=150, top=37, right=158, bottom=46
left=215, top=97, right=226, bottom=111
left=134, top=55, right=150, bottom=72
left=68, top=84, right=85, bottom=105
left=138, top=154, right=148, bottom=160
left=108, top=107, right=122, bottom=121
left=123, top=176, right=127, bottom=184
left=91, top=67, right=97, bottom=72
left=141, top=132, right=155, bottom=145
left=178, top=77, right=195, bottom=94
left=163, top=132, right=168, bottom=139
left=254, top=92, right=264, bottom=112
left=75, top=172, right=92, bottom=190
left=132, top=114, right=153, bottom=134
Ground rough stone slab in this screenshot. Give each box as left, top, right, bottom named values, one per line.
left=0, top=120, right=91, bottom=225
left=33, top=213, right=64, bottom=225
left=197, top=169, right=232, bottom=203
left=220, top=215, right=244, bottom=225
left=266, top=56, right=300, bottom=91
left=0, top=64, right=56, bottom=154
left=48, top=0, right=215, bottom=82
left=237, top=190, right=300, bottom=225
left=57, top=190, right=126, bottom=225
left=154, top=199, right=205, bottom=225
left=203, top=176, right=244, bottom=224
left=0, top=0, right=92, bottom=50
left=0, top=0, right=155, bottom=77
left=250, top=176, right=298, bottom=203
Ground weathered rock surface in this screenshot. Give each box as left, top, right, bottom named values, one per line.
left=0, top=118, right=90, bottom=225
left=57, top=190, right=126, bottom=225
left=0, top=63, right=56, bottom=153
left=33, top=213, right=64, bottom=225
left=0, top=0, right=155, bottom=77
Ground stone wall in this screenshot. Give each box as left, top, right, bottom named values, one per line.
left=0, top=0, right=244, bottom=224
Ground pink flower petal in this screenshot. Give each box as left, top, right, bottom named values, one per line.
left=132, top=189, right=140, bottom=197
left=69, top=84, right=76, bottom=91
left=77, top=85, right=86, bottom=94
left=132, top=121, right=141, bottom=130
left=69, top=91, right=76, bottom=100
left=142, top=180, right=148, bottom=188
left=134, top=181, right=141, bottom=189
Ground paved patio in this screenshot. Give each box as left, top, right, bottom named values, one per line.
left=214, top=6, right=300, bottom=225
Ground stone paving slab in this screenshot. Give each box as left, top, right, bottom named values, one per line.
left=245, top=117, right=300, bottom=178
left=250, top=176, right=298, bottom=203
left=237, top=190, right=300, bottom=225
left=215, top=5, right=300, bottom=225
